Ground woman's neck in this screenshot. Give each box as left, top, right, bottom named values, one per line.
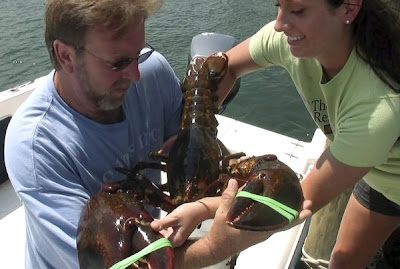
left=318, top=40, right=354, bottom=83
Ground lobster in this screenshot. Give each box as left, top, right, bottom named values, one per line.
left=76, top=52, right=304, bottom=268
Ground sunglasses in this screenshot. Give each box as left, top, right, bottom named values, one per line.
left=80, top=43, right=155, bottom=71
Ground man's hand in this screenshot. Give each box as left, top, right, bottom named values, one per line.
left=198, top=179, right=312, bottom=260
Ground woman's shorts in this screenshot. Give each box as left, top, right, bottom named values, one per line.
left=353, top=179, right=400, bottom=217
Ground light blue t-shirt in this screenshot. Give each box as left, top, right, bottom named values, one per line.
left=4, top=51, right=183, bottom=269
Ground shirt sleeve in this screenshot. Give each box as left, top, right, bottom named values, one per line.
left=249, top=20, right=287, bottom=68
left=5, top=119, right=89, bottom=268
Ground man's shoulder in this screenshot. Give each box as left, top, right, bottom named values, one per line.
left=6, top=71, right=60, bottom=145
left=140, top=51, right=176, bottom=76
left=14, top=71, right=54, bottom=112
left=138, top=51, right=180, bottom=90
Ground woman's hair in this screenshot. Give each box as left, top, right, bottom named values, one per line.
left=44, top=0, right=162, bottom=70
left=328, top=0, right=400, bottom=93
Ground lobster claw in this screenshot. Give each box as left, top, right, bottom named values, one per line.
left=226, top=157, right=304, bottom=231
left=77, top=180, right=175, bottom=269
left=128, top=226, right=175, bottom=269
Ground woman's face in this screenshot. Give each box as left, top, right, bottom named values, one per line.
left=274, top=0, right=351, bottom=64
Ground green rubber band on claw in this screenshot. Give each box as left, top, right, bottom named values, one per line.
left=109, top=238, right=173, bottom=269
left=235, top=191, right=299, bottom=223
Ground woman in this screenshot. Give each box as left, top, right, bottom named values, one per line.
left=152, top=1, right=400, bottom=268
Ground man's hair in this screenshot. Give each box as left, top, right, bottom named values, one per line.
left=44, top=0, right=162, bottom=69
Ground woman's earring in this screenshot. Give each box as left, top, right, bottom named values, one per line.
left=346, top=20, right=350, bottom=25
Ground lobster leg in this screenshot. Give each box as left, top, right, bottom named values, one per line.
left=149, top=151, right=169, bottom=163
left=129, top=161, right=167, bottom=174
left=115, top=167, right=178, bottom=213
left=217, top=138, right=246, bottom=169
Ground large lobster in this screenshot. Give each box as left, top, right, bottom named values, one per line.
left=77, top=51, right=304, bottom=269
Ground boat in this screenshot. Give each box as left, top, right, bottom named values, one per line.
left=0, top=33, right=327, bottom=268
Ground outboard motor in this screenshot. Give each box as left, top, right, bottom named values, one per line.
left=188, top=33, right=241, bottom=113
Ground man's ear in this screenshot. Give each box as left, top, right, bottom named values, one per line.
left=343, top=0, right=363, bottom=24
left=52, top=40, right=78, bottom=73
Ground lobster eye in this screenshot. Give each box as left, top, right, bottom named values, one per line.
left=258, top=171, right=267, bottom=180
left=266, top=154, right=277, bottom=161
left=204, top=55, right=228, bottom=79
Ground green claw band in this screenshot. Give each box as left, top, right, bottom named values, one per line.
left=235, top=191, right=299, bottom=223
left=109, top=238, right=173, bottom=269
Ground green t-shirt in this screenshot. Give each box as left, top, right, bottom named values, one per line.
left=249, top=21, right=400, bottom=205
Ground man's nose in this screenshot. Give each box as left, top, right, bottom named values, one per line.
left=121, top=61, right=141, bottom=81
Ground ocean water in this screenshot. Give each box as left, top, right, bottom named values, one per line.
left=0, top=0, right=316, bottom=141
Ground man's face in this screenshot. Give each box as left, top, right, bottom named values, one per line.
left=76, top=17, right=146, bottom=111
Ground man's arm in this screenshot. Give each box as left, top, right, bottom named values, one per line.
left=174, top=179, right=273, bottom=269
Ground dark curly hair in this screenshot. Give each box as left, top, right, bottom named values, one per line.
left=327, top=0, right=400, bottom=93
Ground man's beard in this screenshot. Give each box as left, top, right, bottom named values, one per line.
left=77, top=62, right=132, bottom=111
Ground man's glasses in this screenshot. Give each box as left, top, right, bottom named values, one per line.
left=80, top=43, right=155, bottom=71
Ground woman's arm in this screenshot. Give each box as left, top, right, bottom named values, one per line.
left=301, top=147, right=371, bottom=213
left=216, top=38, right=265, bottom=108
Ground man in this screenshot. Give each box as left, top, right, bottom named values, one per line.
left=5, top=0, right=182, bottom=267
